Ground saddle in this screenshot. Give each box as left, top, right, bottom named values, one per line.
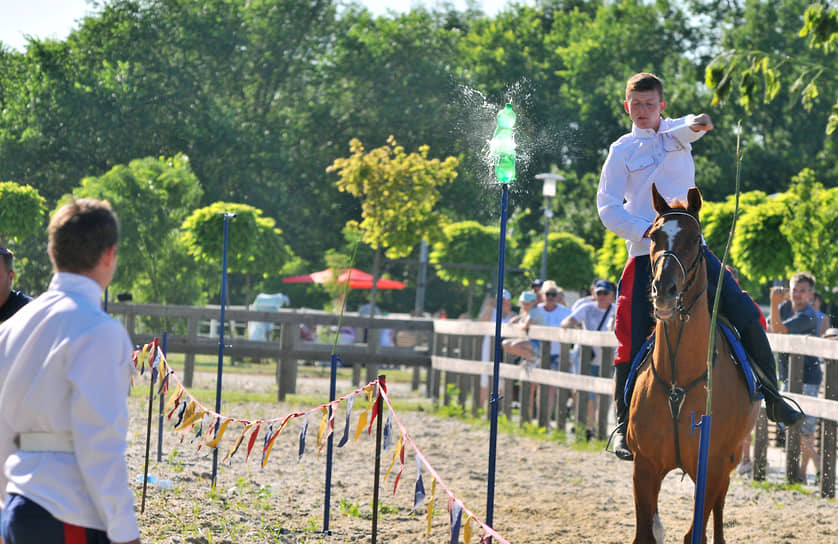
left=624, top=316, right=761, bottom=406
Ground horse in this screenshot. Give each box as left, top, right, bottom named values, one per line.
left=626, top=184, right=754, bottom=544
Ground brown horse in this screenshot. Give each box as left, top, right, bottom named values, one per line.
left=627, top=185, right=754, bottom=544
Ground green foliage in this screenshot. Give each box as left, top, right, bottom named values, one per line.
left=706, top=2, right=838, bottom=133
left=180, top=202, right=296, bottom=304
left=701, top=191, right=768, bottom=256
left=780, top=169, right=838, bottom=288
left=520, top=232, right=594, bottom=291
left=430, top=221, right=499, bottom=288
left=0, top=181, right=46, bottom=246
left=594, top=230, right=627, bottom=284
left=328, top=136, right=459, bottom=260
left=731, top=195, right=793, bottom=285
left=70, top=154, right=204, bottom=303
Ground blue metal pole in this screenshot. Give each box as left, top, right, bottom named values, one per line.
left=157, top=331, right=168, bottom=463
left=485, top=183, right=509, bottom=538
left=690, top=412, right=712, bottom=544
left=211, top=213, right=234, bottom=487
left=322, top=353, right=339, bottom=534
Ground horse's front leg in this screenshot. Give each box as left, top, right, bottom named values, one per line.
left=683, top=463, right=731, bottom=544
left=633, top=455, right=664, bottom=544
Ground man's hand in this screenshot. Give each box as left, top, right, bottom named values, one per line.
left=770, top=286, right=789, bottom=304
left=690, top=113, right=714, bottom=132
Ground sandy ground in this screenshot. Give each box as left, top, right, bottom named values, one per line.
left=128, top=371, right=838, bottom=543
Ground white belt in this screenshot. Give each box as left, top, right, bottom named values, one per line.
left=14, top=432, right=74, bottom=453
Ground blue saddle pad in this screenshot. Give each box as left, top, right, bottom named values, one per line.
left=624, top=322, right=760, bottom=403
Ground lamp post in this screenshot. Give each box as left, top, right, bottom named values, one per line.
left=535, top=173, right=562, bottom=281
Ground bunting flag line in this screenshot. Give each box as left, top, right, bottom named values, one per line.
left=449, top=497, right=463, bottom=544
left=464, top=515, right=473, bottom=544
left=298, top=415, right=309, bottom=462
left=337, top=394, right=354, bottom=448
left=392, top=434, right=405, bottom=495
left=413, top=453, right=426, bottom=512
left=382, top=410, right=392, bottom=452
left=378, top=387, right=511, bottom=544
left=132, top=341, right=512, bottom=543
left=316, top=407, right=328, bottom=452
left=427, top=478, right=437, bottom=537
left=383, top=435, right=402, bottom=483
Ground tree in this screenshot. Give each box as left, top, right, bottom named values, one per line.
left=70, top=154, right=203, bottom=303
left=429, top=220, right=500, bottom=315
left=706, top=2, right=838, bottom=133
left=780, top=168, right=838, bottom=288
left=730, top=195, right=793, bottom=286
left=520, top=231, right=594, bottom=292
left=0, top=181, right=46, bottom=247
left=180, top=202, right=296, bottom=306
left=594, top=230, right=627, bottom=284
left=328, top=136, right=459, bottom=316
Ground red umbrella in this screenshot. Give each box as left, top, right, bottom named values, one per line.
left=282, top=268, right=405, bottom=289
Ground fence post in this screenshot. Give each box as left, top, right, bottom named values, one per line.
left=471, top=337, right=482, bottom=417
left=538, top=340, right=552, bottom=429
left=785, top=353, right=804, bottom=483
left=577, top=345, right=592, bottom=430
left=598, top=347, right=614, bottom=441
left=821, top=358, right=838, bottom=498
left=183, top=315, right=198, bottom=387
left=277, top=322, right=297, bottom=402
left=459, top=336, right=472, bottom=413
left=556, top=342, right=572, bottom=431
left=753, top=406, right=769, bottom=481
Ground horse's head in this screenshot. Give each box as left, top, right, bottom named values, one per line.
left=649, top=184, right=704, bottom=321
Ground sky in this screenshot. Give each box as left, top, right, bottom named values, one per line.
left=0, top=0, right=529, bottom=52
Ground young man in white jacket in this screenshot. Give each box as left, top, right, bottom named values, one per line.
left=0, top=199, right=140, bottom=543
left=597, top=72, right=803, bottom=461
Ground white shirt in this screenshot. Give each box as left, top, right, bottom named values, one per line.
left=0, top=273, right=139, bottom=542
left=597, top=115, right=705, bottom=257
left=528, top=303, right=572, bottom=355
left=567, top=303, right=615, bottom=367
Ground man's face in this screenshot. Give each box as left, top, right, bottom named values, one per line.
left=624, top=90, right=666, bottom=131
left=790, top=281, right=813, bottom=310
left=543, top=290, right=561, bottom=309
left=596, top=290, right=614, bottom=308
left=0, top=259, right=13, bottom=305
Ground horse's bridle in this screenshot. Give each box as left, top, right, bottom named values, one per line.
left=651, top=210, right=707, bottom=321
left=649, top=209, right=710, bottom=469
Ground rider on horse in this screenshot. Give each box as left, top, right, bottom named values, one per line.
left=597, top=72, right=804, bottom=461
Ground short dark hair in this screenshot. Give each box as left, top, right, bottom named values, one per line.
left=48, top=198, right=119, bottom=273
left=0, top=247, right=13, bottom=272
left=790, top=271, right=816, bottom=290
left=626, top=72, right=664, bottom=101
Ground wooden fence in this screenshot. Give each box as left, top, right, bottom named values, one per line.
left=108, top=302, right=838, bottom=497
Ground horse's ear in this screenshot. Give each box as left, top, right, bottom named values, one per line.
left=687, top=186, right=702, bottom=215
left=652, top=183, right=669, bottom=214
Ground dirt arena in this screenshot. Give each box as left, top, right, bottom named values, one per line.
left=129, top=372, right=837, bottom=543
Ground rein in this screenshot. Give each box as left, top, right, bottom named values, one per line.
left=650, top=211, right=709, bottom=469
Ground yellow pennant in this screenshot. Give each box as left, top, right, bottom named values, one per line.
left=383, top=436, right=403, bottom=482
left=427, top=478, right=437, bottom=537
left=164, top=384, right=183, bottom=412
left=316, top=407, right=328, bottom=451
left=224, top=421, right=256, bottom=462
left=463, top=515, right=473, bottom=544
left=354, top=410, right=368, bottom=441
left=204, top=418, right=232, bottom=449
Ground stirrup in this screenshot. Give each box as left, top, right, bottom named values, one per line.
left=606, top=423, right=634, bottom=461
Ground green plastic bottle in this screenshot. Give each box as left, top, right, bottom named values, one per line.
left=491, top=104, right=516, bottom=184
